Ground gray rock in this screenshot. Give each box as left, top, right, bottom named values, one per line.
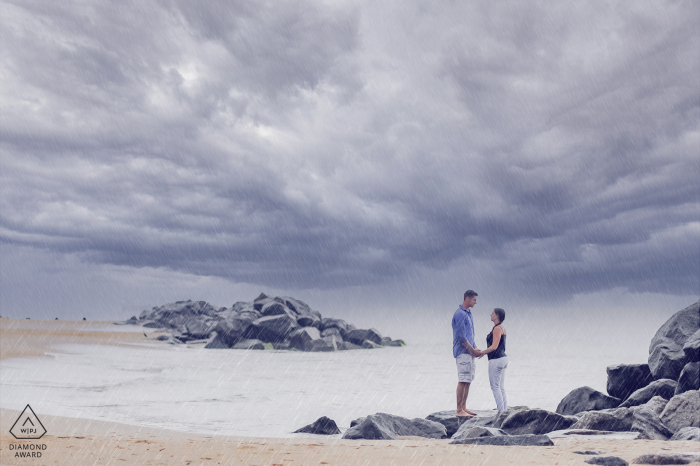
left=139, top=300, right=219, bottom=329
left=253, top=293, right=271, bottom=311
left=386, top=339, right=406, bottom=347
left=297, top=313, right=321, bottom=328
left=288, top=327, right=321, bottom=351
left=638, top=396, right=669, bottom=416
left=631, top=402, right=674, bottom=440
left=620, top=379, right=677, bottom=408
left=649, top=343, right=689, bottom=382
left=633, top=453, right=700, bottom=464
left=321, top=328, right=342, bottom=338
left=648, top=300, right=700, bottom=381
left=232, top=339, right=265, bottom=350
left=684, top=329, right=700, bottom=363
left=260, top=302, right=292, bottom=317
left=293, top=416, right=340, bottom=435
left=184, top=319, right=215, bottom=339
left=585, top=457, right=628, bottom=466
left=670, top=426, right=700, bottom=441
left=320, top=318, right=349, bottom=338
left=575, top=451, right=605, bottom=455
left=455, top=427, right=507, bottom=439
left=361, top=340, right=382, bottom=349
left=154, top=334, right=170, bottom=341
left=556, top=386, right=622, bottom=415
left=211, top=314, right=256, bottom=347
left=660, top=390, right=700, bottom=432
left=308, top=335, right=341, bottom=352
left=492, top=406, right=529, bottom=428
left=342, top=413, right=446, bottom=440
left=676, top=328, right=699, bottom=364
left=204, top=333, right=230, bottom=349
left=675, top=362, right=700, bottom=395
left=571, top=408, right=635, bottom=432
left=450, top=415, right=498, bottom=439
left=345, top=328, right=383, bottom=346
left=450, top=434, right=554, bottom=446
left=339, top=341, right=363, bottom=351
left=500, top=409, right=577, bottom=435
left=425, top=411, right=461, bottom=438
left=248, top=314, right=298, bottom=343
left=607, top=364, right=653, bottom=401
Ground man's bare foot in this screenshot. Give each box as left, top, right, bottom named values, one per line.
left=464, top=409, right=477, bottom=416
left=456, top=410, right=474, bottom=418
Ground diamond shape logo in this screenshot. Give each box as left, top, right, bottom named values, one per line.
left=10, top=405, right=46, bottom=440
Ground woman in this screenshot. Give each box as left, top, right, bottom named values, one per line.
left=478, top=308, right=508, bottom=413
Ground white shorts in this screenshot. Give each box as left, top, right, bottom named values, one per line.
left=456, top=353, right=475, bottom=383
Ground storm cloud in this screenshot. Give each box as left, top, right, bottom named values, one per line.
left=1, top=0, right=698, bottom=316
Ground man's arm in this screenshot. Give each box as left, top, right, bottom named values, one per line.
left=462, top=340, right=481, bottom=357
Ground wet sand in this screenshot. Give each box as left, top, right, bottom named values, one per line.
left=1, top=318, right=699, bottom=465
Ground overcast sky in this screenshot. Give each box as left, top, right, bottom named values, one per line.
left=1, top=1, right=698, bottom=322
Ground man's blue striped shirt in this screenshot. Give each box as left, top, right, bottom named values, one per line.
left=452, top=305, right=475, bottom=358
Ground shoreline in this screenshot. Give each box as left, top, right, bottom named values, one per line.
left=3, top=408, right=699, bottom=466
left=1, top=318, right=699, bottom=465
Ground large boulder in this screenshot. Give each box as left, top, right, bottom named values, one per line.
left=670, top=426, right=700, bottom=441
left=633, top=453, right=700, bottom=464
left=308, top=335, right=341, bottom=352
left=584, top=457, right=628, bottom=466
left=556, top=387, right=622, bottom=415
left=606, top=364, right=653, bottom=401
left=450, top=415, right=499, bottom=439
left=450, top=435, right=554, bottom=446
left=571, top=408, right=635, bottom=432
left=204, top=332, right=230, bottom=349
left=451, top=426, right=507, bottom=440
left=184, top=319, right=216, bottom=339
left=648, top=301, right=700, bottom=380
left=260, top=301, right=293, bottom=317
left=425, top=411, right=461, bottom=438
left=320, top=318, right=349, bottom=338
left=619, top=379, right=677, bottom=408
left=684, top=329, right=700, bottom=363
left=212, top=314, right=256, bottom=347
left=342, top=413, right=446, bottom=440
left=630, top=398, right=674, bottom=440
left=675, top=362, right=700, bottom=395
left=288, top=327, right=321, bottom=351
left=660, top=390, right=700, bottom=432
left=139, top=300, right=219, bottom=329
left=345, top=329, right=383, bottom=346
left=293, top=416, right=340, bottom=435
left=499, top=409, right=576, bottom=435
left=247, top=314, right=298, bottom=343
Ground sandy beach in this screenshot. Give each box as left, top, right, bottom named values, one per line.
left=1, top=319, right=698, bottom=466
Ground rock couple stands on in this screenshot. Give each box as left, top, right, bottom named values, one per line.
left=124, top=293, right=405, bottom=352
left=296, top=301, right=700, bottom=445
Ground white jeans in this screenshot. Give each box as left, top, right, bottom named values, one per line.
left=488, top=357, right=508, bottom=412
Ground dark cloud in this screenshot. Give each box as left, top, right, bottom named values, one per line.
left=0, top=0, right=698, bottom=315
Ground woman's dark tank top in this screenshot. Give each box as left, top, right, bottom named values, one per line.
left=486, top=327, right=507, bottom=360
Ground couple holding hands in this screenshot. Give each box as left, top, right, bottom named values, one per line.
left=452, top=290, right=508, bottom=419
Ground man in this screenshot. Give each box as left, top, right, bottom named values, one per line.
left=452, top=290, right=482, bottom=418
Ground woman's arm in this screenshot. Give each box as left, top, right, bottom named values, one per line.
left=481, top=326, right=503, bottom=354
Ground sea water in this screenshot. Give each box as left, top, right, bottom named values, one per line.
left=0, top=315, right=658, bottom=438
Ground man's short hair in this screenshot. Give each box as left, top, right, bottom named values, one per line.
left=464, top=290, right=478, bottom=299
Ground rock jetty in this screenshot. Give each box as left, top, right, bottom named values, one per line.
left=120, top=293, right=406, bottom=352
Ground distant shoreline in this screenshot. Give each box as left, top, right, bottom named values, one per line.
left=0, top=318, right=163, bottom=361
